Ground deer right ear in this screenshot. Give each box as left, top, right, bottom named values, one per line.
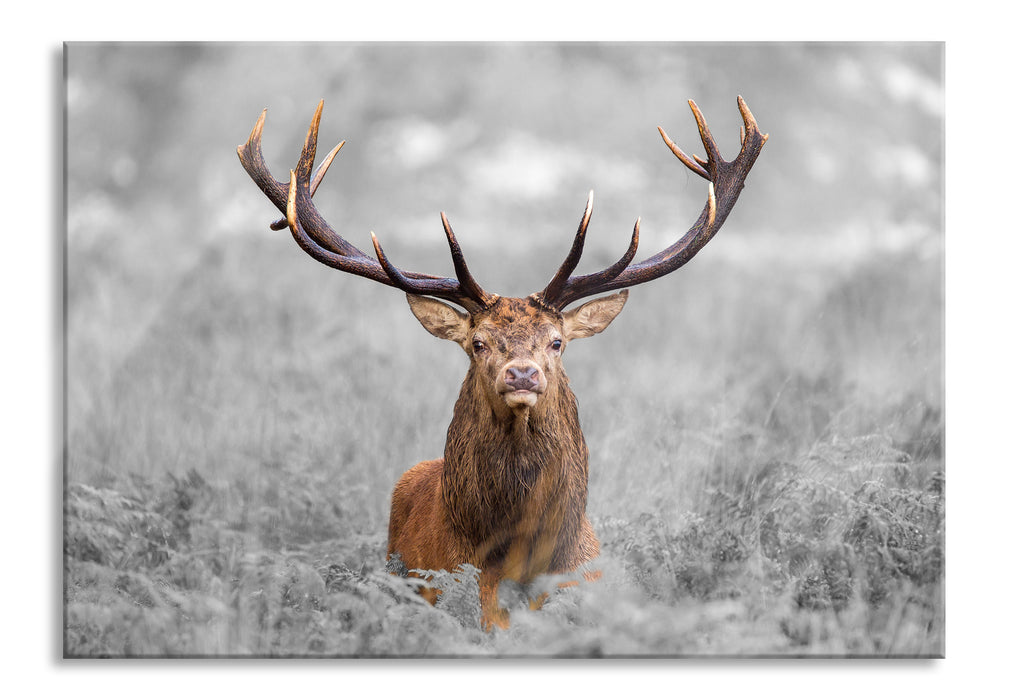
left=406, top=294, right=470, bottom=344
left=562, top=290, right=629, bottom=340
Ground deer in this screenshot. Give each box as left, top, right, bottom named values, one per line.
left=238, top=96, right=767, bottom=629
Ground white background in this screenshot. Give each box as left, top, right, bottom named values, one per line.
left=3, top=1, right=1003, bottom=696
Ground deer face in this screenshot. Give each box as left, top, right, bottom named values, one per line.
left=407, top=291, right=628, bottom=413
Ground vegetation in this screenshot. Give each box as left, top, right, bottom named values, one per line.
left=65, top=436, right=943, bottom=656
left=65, top=43, right=943, bottom=657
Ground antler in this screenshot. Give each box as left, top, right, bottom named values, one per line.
left=237, top=100, right=497, bottom=313
left=537, top=96, right=768, bottom=310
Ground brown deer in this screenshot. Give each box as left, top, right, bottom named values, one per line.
left=238, top=96, right=767, bottom=629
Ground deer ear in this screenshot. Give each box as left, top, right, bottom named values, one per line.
left=562, top=290, right=629, bottom=340
left=406, top=294, right=470, bottom=344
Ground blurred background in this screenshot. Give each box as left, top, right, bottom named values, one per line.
left=65, top=41, right=942, bottom=561
left=63, top=41, right=943, bottom=656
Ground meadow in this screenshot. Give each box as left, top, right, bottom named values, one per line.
left=64, top=43, right=943, bottom=657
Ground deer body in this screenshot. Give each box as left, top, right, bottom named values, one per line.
left=387, top=295, right=624, bottom=625
left=238, top=96, right=767, bottom=630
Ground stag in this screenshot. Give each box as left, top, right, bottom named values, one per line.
left=238, top=97, right=767, bottom=629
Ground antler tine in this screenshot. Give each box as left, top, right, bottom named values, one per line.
left=538, top=97, right=767, bottom=310
left=540, top=190, right=594, bottom=305
left=297, top=100, right=323, bottom=181
left=658, top=125, right=708, bottom=180
left=687, top=99, right=723, bottom=168
left=604, top=217, right=641, bottom=283
left=238, top=109, right=287, bottom=205
left=370, top=232, right=419, bottom=291
left=738, top=95, right=770, bottom=150
left=371, top=229, right=491, bottom=314
left=441, top=213, right=496, bottom=309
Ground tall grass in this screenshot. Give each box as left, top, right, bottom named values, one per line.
left=65, top=230, right=942, bottom=656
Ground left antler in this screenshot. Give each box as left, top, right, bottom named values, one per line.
left=237, top=100, right=497, bottom=313
left=536, top=96, right=769, bottom=311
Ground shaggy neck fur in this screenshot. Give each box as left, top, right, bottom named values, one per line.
left=441, top=364, right=590, bottom=568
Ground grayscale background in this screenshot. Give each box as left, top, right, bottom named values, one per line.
left=64, top=43, right=943, bottom=656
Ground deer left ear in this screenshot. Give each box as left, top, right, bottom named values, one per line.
left=562, top=290, right=629, bottom=340
left=406, top=294, right=471, bottom=345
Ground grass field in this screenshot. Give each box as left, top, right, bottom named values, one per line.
left=64, top=237, right=942, bottom=656
left=64, top=43, right=943, bottom=657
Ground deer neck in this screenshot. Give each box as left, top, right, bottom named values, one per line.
left=440, top=367, right=589, bottom=551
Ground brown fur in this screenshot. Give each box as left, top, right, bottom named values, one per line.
left=387, top=293, right=626, bottom=628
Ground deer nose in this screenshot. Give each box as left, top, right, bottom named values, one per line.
left=505, top=365, right=540, bottom=392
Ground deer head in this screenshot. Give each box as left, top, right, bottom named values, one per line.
left=406, top=291, right=626, bottom=416
left=237, top=97, right=767, bottom=405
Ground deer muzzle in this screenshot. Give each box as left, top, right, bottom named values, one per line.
left=498, top=362, right=545, bottom=408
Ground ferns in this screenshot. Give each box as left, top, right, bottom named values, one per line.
left=64, top=432, right=942, bottom=657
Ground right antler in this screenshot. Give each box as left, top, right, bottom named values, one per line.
left=237, top=100, right=497, bottom=314
left=536, top=96, right=769, bottom=310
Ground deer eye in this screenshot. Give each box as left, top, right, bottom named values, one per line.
left=550, top=339, right=563, bottom=352
left=472, top=339, right=487, bottom=354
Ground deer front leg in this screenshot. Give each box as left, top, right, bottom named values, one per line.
left=478, top=566, right=510, bottom=630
